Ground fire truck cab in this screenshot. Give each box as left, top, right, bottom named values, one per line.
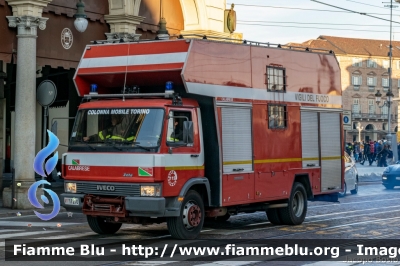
left=60, top=38, right=344, bottom=239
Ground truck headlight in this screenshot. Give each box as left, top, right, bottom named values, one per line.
left=65, top=182, right=77, bottom=193
left=141, top=185, right=161, bottom=197
left=382, top=176, right=388, bottom=180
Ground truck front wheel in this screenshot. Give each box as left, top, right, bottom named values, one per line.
left=167, top=190, right=205, bottom=239
left=278, top=182, right=307, bottom=225
left=87, top=216, right=122, bottom=234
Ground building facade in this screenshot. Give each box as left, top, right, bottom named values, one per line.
left=0, top=0, right=240, bottom=208
left=290, top=36, right=400, bottom=143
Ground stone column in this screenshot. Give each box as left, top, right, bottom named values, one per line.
left=2, top=15, right=48, bottom=209
left=105, top=0, right=144, bottom=42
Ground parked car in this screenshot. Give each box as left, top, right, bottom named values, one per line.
left=339, top=152, right=359, bottom=197
left=382, top=162, right=400, bottom=189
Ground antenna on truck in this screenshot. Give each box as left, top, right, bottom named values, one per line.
left=122, top=42, right=131, bottom=102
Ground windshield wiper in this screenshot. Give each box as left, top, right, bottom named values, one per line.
left=80, top=140, right=96, bottom=150
left=104, top=139, right=124, bottom=150
left=104, top=140, right=154, bottom=151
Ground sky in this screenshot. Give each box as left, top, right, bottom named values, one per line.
left=226, top=0, right=400, bottom=44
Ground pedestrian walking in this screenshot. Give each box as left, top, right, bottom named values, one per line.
left=377, top=145, right=389, bottom=167
left=354, top=142, right=360, bottom=162
left=368, top=140, right=375, bottom=166
left=360, top=140, right=369, bottom=165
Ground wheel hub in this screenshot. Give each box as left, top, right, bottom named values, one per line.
left=293, top=191, right=304, bottom=217
left=182, top=202, right=202, bottom=228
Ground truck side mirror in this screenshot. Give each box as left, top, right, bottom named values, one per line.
left=51, top=121, right=58, bottom=136
left=183, top=121, right=194, bottom=144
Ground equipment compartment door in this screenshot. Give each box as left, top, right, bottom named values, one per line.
left=319, top=112, right=342, bottom=191
left=301, top=111, right=320, bottom=168
left=220, top=107, right=253, bottom=173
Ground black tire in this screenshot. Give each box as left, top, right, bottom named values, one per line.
left=278, top=182, right=308, bottom=225
left=167, top=190, right=205, bottom=239
left=350, top=177, right=358, bottom=194
left=266, top=208, right=282, bottom=225
left=384, top=184, right=395, bottom=189
left=339, top=182, right=347, bottom=197
left=87, top=216, right=122, bottom=234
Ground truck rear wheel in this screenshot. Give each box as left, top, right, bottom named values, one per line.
left=87, top=216, right=122, bottom=234
left=266, top=208, right=282, bottom=225
left=167, top=190, right=204, bottom=239
left=278, top=182, right=307, bottom=225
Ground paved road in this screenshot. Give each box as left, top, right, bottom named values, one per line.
left=0, top=180, right=399, bottom=266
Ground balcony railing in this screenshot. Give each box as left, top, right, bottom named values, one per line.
left=352, top=112, right=397, bottom=120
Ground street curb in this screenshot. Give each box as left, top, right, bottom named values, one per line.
left=0, top=207, right=67, bottom=218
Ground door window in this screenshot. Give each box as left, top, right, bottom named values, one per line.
left=166, top=111, right=192, bottom=143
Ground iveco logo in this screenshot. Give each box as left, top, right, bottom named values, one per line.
left=96, top=185, right=115, bottom=191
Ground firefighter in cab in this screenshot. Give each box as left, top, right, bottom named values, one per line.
left=83, top=114, right=134, bottom=142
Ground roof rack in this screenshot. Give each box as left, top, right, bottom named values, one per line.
left=83, top=92, right=184, bottom=106
left=89, top=34, right=334, bottom=54
left=83, top=93, right=172, bottom=99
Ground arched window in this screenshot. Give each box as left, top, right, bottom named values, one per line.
left=365, top=124, right=375, bottom=131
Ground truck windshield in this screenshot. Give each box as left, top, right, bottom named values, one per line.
left=69, top=108, right=165, bottom=152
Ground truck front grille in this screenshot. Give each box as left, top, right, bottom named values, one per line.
left=76, top=182, right=140, bottom=196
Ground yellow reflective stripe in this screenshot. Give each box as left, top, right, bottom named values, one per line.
left=110, top=136, right=125, bottom=140
left=254, top=158, right=302, bottom=164
left=99, top=131, right=105, bottom=140
left=126, top=136, right=136, bottom=141
left=165, top=166, right=205, bottom=171
left=223, top=156, right=344, bottom=165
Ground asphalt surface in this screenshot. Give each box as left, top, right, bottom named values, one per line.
left=0, top=177, right=399, bottom=266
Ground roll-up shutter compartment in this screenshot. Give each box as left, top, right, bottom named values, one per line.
left=319, top=112, right=342, bottom=191
left=301, top=111, right=320, bottom=168
left=221, top=107, right=253, bottom=173
left=220, top=106, right=254, bottom=204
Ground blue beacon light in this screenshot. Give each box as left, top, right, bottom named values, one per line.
left=90, top=84, right=98, bottom=95
left=165, top=81, right=174, bottom=97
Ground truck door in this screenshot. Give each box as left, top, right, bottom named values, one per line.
left=164, top=109, right=203, bottom=196
left=218, top=104, right=254, bottom=204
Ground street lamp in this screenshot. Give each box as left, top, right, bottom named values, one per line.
left=74, top=0, right=88, bottom=33
left=356, top=122, right=364, bottom=142
left=375, top=89, right=394, bottom=140
left=380, top=0, right=400, bottom=145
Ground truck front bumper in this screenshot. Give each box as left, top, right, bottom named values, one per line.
left=60, top=193, right=179, bottom=217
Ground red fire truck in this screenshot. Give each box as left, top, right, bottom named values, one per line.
left=60, top=37, right=344, bottom=239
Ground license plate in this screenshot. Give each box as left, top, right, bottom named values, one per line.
left=64, top=197, right=79, bottom=205
left=396, top=177, right=400, bottom=180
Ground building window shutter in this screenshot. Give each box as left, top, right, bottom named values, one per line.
left=352, top=75, right=362, bottom=85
